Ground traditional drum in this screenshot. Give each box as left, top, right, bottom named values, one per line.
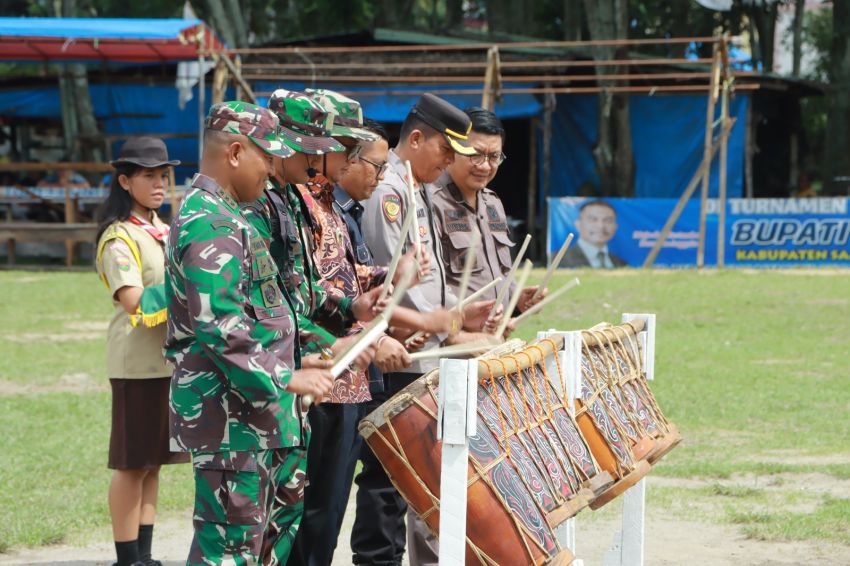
left=358, top=321, right=680, bottom=564
left=359, top=336, right=611, bottom=565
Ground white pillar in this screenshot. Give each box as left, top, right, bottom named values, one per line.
left=437, top=358, right=478, bottom=565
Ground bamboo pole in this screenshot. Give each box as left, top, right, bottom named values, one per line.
left=481, top=46, right=500, bottom=111
left=697, top=41, right=721, bottom=269
left=168, top=166, right=178, bottom=221
left=642, top=117, right=736, bottom=268
left=717, top=35, right=731, bottom=269
left=227, top=36, right=726, bottom=55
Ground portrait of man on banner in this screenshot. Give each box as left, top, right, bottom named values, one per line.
left=559, top=199, right=627, bottom=268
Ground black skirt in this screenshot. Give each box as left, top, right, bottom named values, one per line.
left=108, top=376, right=190, bottom=470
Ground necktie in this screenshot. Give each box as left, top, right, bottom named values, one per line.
left=597, top=250, right=608, bottom=268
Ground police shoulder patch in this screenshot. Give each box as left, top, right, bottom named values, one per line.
left=382, top=194, right=401, bottom=223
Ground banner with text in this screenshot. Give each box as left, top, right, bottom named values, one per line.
left=547, top=197, right=850, bottom=267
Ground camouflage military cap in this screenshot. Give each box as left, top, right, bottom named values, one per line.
left=305, top=88, right=380, bottom=142
left=205, top=101, right=295, bottom=158
left=267, top=89, right=345, bottom=155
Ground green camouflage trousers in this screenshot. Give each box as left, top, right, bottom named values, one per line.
left=188, top=446, right=308, bottom=565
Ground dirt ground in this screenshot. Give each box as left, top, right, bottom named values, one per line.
left=2, top=475, right=849, bottom=566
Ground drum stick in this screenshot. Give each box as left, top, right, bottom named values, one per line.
left=402, top=276, right=502, bottom=347
left=511, top=277, right=580, bottom=327
left=331, top=318, right=389, bottom=377
left=488, top=234, right=531, bottom=320
left=408, top=339, right=498, bottom=362
left=304, top=266, right=416, bottom=406
left=404, top=160, right=422, bottom=260
left=532, top=233, right=573, bottom=301
left=378, top=202, right=417, bottom=302
left=463, top=276, right=501, bottom=306
left=331, top=266, right=413, bottom=377
left=494, top=259, right=532, bottom=338
left=455, top=230, right=481, bottom=307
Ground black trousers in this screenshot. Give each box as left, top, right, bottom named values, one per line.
left=351, top=372, right=421, bottom=566
left=287, top=402, right=366, bottom=566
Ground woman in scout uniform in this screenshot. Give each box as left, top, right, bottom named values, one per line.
left=94, top=137, right=188, bottom=566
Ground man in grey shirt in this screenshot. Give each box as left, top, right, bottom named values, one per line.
left=354, top=93, right=497, bottom=566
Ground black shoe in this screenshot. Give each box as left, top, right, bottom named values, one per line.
left=142, top=560, right=163, bottom=566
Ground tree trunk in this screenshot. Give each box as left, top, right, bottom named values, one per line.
left=582, top=0, right=634, bottom=197
left=749, top=3, right=779, bottom=72
left=51, top=0, right=100, bottom=163
left=446, top=0, right=463, bottom=29
left=70, top=63, right=102, bottom=163
left=825, top=0, right=850, bottom=195
left=225, top=0, right=249, bottom=47
left=791, top=0, right=805, bottom=77
left=486, top=0, right=534, bottom=35
left=563, top=0, right=582, bottom=41
left=204, top=0, right=238, bottom=49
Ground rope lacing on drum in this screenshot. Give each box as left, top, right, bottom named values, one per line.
left=482, top=359, right=511, bottom=457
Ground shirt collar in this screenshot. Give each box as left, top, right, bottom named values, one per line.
left=333, top=184, right=357, bottom=212
left=577, top=238, right=608, bottom=257
left=192, top=173, right=238, bottom=211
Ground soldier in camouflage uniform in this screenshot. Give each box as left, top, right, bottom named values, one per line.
left=240, top=90, right=384, bottom=365
left=164, top=101, right=334, bottom=565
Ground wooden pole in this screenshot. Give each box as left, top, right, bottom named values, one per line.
left=219, top=52, right=257, bottom=103
left=643, top=118, right=736, bottom=268
left=212, top=57, right=228, bottom=105
left=697, top=40, right=721, bottom=269
left=717, top=35, right=731, bottom=269
left=542, top=92, right=555, bottom=265
left=63, top=186, right=75, bottom=267
left=198, top=50, right=206, bottom=167
left=168, top=166, right=178, bottom=221
left=744, top=95, right=754, bottom=199
left=526, top=117, right=538, bottom=258
left=482, top=46, right=496, bottom=111
left=235, top=55, right=244, bottom=102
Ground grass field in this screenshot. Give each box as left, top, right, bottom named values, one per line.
left=1, top=268, right=849, bottom=553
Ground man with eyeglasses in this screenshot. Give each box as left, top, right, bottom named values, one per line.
left=432, top=107, right=547, bottom=327
left=286, top=92, right=460, bottom=566
left=355, top=94, right=504, bottom=566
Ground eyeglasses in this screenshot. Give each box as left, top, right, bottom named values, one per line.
left=468, top=152, right=507, bottom=167
left=359, top=156, right=389, bottom=176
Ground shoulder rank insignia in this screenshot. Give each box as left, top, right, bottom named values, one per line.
left=382, top=194, right=401, bottom=223
left=211, top=219, right=238, bottom=233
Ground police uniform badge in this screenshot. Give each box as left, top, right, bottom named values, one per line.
left=382, top=194, right=401, bottom=223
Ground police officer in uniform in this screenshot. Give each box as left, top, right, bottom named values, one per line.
left=431, top=107, right=547, bottom=320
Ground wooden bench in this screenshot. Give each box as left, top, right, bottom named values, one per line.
left=0, top=222, right=98, bottom=267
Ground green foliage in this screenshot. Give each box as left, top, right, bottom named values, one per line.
left=802, top=4, right=832, bottom=82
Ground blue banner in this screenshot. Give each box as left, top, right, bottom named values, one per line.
left=547, top=197, right=850, bottom=267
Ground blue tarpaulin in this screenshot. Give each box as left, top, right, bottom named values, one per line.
left=0, top=17, right=220, bottom=62
left=0, top=17, right=202, bottom=39
left=540, top=93, right=747, bottom=201
left=0, top=83, right=214, bottom=181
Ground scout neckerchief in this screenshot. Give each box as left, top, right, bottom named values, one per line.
left=128, top=212, right=169, bottom=243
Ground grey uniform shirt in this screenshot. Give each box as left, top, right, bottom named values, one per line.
left=430, top=175, right=517, bottom=305
left=361, top=149, right=457, bottom=374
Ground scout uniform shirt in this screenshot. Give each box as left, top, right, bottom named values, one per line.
left=164, top=173, right=301, bottom=453
left=96, top=211, right=171, bottom=379
left=361, top=149, right=458, bottom=374
left=430, top=177, right=516, bottom=302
